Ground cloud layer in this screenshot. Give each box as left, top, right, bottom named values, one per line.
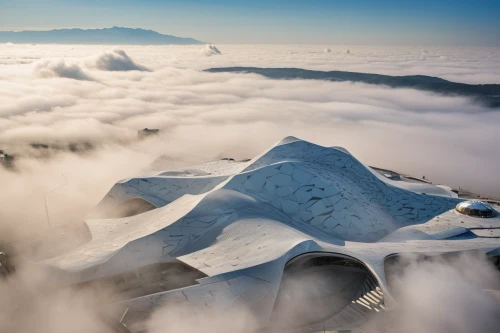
left=0, top=44, right=499, bottom=241
left=0, top=43, right=499, bottom=333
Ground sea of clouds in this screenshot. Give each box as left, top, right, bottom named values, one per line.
left=0, top=41, right=499, bottom=333
left=1, top=43, right=500, bottom=234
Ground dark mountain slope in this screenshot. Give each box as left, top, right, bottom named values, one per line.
left=205, top=67, right=500, bottom=108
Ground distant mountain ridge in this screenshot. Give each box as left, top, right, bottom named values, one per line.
left=205, top=67, right=500, bottom=108
left=0, top=27, right=203, bottom=45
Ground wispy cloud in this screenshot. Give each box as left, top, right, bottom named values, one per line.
left=85, top=49, right=150, bottom=72
left=34, top=59, right=93, bottom=80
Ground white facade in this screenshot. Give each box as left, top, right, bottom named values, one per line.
left=41, top=137, right=500, bottom=331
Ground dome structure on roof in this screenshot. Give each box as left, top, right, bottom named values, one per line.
left=456, top=200, right=497, bottom=218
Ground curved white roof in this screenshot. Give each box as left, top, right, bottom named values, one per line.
left=39, top=137, right=500, bottom=331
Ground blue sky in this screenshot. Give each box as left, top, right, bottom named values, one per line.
left=1, top=0, right=499, bottom=45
